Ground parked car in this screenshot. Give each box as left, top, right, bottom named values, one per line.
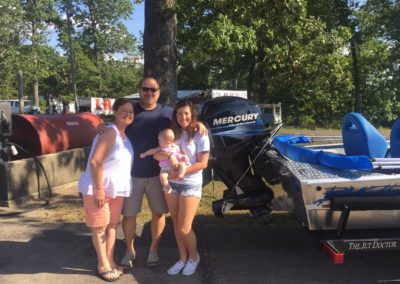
left=0, top=99, right=23, bottom=114
left=24, top=105, right=41, bottom=114
left=0, top=100, right=41, bottom=114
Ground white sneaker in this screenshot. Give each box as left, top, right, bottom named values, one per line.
left=147, top=251, right=160, bottom=268
left=120, top=251, right=136, bottom=268
left=167, top=260, right=186, bottom=275
left=182, top=253, right=200, bottom=276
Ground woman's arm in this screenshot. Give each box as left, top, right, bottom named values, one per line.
left=185, top=151, right=209, bottom=175
left=89, top=128, right=116, bottom=207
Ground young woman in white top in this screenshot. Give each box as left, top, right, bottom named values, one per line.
left=164, top=100, right=210, bottom=276
left=78, top=98, right=134, bottom=282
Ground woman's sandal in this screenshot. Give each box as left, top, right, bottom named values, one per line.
left=113, top=266, right=124, bottom=276
left=97, top=269, right=121, bottom=282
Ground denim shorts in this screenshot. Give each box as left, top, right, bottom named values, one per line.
left=168, top=182, right=202, bottom=198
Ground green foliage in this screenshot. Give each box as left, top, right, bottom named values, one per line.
left=177, top=0, right=354, bottom=126
left=0, top=0, right=143, bottom=104
left=0, top=0, right=25, bottom=98
left=1, top=0, right=400, bottom=128
left=73, top=0, right=136, bottom=58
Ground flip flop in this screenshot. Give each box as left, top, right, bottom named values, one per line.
left=97, top=269, right=120, bottom=282
left=113, top=266, right=124, bottom=276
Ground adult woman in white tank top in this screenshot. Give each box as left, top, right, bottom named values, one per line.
left=78, top=98, right=134, bottom=282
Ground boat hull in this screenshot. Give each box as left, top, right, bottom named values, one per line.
left=265, top=150, right=400, bottom=230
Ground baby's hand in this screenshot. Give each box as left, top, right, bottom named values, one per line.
left=168, top=171, right=179, bottom=180
left=140, top=153, right=146, bottom=159
left=184, top=155, right=189, bottom=164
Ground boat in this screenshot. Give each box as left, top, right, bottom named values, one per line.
left=197, top=96, right=400, bottom=263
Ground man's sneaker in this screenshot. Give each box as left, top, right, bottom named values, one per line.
left=182, top=253, right=200, bottom=276
left=167, top=260, right=186, bottom=275
left=120, top=251, right=136, bottom=269
left=147, top=251, right=160, bottom=268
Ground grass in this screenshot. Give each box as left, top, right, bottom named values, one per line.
left=18, top=125, right=393, bottom=229
left=23, top=179, right=296, bottom=227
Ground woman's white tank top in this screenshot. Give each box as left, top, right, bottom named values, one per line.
left=78, top=124, right=134, bottom=198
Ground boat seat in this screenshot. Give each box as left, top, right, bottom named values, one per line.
left=390, top=118, right=400, bottom=157
left=342, top=112, right=388, bottom=158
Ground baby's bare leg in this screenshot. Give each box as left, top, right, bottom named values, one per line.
left=160, top=172, right=172, bottom=193
left=177, top=162, right=187, bottom=180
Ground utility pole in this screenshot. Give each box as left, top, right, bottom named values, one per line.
left=66, top=1, right=79, bottom=113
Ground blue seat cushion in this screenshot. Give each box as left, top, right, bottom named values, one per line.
left=390, top=118, right=400, bottom=158
left=342, top=112, right=388, bottom=158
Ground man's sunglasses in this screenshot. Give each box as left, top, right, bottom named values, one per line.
left=141, top=87, right=159, bottom=93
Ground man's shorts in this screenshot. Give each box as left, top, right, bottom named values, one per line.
left=123, top=176, right=168, bottom=216
left=82, top=195, right=124, bottom=228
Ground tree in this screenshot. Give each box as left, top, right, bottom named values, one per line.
left=0, top=0, right=25, bottom=98
left=143, top=0, right=177, bottom=105
left=57, top=0, right=136, bottom=96
left=357, top=0, right=400, bottom=123
left=177, top=0, right=353, bottom=126
left=21, top=0, right=58, bottom=107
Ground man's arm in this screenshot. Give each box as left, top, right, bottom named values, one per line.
left=96, top=122, right=110, bottom=134
left=195, top=121, right=208, bottom=136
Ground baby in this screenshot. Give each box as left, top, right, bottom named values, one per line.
left=140, top=128, right=189, bottom=193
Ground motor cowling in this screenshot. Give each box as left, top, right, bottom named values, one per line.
left=199, top=96, right=265, bottom=152
left=198, top=96, right=274, bottom=218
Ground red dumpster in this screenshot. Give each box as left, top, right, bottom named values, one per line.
left=10, top=113, right=103, bottom=159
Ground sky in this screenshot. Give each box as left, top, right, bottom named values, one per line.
left=125, top=1, right=144, bottom=43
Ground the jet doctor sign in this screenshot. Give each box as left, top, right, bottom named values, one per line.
left=91, top=97, right=115, bottom=116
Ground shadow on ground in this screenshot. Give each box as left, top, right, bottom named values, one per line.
left=2, top=207, right=400, bottom=283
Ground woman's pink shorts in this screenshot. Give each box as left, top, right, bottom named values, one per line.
left=82, top=195, right=124, bottom=228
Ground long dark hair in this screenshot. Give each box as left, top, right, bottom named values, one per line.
left=171, top=100, right=198, bottom=143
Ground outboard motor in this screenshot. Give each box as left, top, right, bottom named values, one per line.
left=198, top=96, right=274, bottom=218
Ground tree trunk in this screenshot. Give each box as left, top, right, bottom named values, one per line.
left=258, top=48, right=268, bottom=103
left=31, top=0, right=39, bottom=107
left=246, top=52, right=256, bottom=101
left=34, top=80, right=39, bottom=107
left=144, top=0, right=177, bottom=106
left=259, top=66, right=268, bottom=103
left=351, top=38, right=361, bottom=113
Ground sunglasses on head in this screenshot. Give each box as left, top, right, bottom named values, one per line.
left=141, top=87, right=159, bottom=93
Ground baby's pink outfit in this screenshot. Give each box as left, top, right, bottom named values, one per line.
left=159, top=147, right=188, bottom=171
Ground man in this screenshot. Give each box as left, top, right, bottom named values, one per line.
left=120, top=76, right=171, bottom=268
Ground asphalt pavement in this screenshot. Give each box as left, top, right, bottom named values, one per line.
left=1, top=190, right=400, bottom=283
